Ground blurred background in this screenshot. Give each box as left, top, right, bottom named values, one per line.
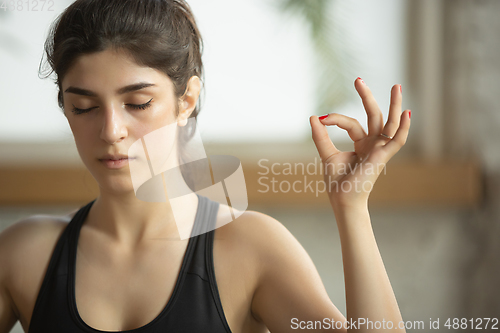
left=1, top=0, right=499, bottom=332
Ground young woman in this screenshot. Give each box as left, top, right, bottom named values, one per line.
left=0, top=0, right=411, bottom=332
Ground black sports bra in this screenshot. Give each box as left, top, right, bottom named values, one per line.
left=28, top=194, right=232, bottom=333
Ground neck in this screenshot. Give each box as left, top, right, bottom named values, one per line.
left=86, top=166, right=199, bottom=247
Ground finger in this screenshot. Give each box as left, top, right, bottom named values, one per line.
left=319, top=113, right=367, bottom=142
left=309, top=115, right=340, bottom=162
left=382, top=109, right=411, bottom=158
left=382, top=84, right=402, bottom=137
left=355, top=77, right=384, bottom=136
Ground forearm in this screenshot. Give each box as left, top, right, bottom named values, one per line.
left=333, top=203, right=405, bottom=332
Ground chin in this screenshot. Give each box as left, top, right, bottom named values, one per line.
left=100, top=179, right=137, bottom=195
left=88, top=165, right=136, bottom=193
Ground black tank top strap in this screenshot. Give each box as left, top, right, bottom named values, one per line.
left=28, top=194, right=232, bottom=333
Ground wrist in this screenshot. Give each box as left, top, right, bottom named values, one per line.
left=331, top=201, right=372, bottom=233
left=329, top=197, right=369, bottom=213
left=331, top=199, right=370, bottom=222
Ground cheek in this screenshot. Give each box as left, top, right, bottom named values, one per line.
left=131, top=120, right=156, bottom=141
left=134, top=114, right=178, bottom=151
left=137, top=105, right=178, bottom=136
left=69, top=121, right=96, bottom=154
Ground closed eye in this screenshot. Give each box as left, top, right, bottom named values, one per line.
left=71, top=98, right=154, bottom=115
left=128, top=98, right=153, bottom=110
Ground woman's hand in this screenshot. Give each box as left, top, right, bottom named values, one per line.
left=310, top=77, right=411, bottom=210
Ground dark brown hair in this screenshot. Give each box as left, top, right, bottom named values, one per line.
left=39, top=0, right=205, bottom=186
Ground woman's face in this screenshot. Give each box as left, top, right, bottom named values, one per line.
left=61, top=47, right=185, bottom=193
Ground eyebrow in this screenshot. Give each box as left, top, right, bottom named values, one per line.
left=64, top=82, right=156, bottom=96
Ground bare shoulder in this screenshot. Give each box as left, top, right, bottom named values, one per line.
left=0, top=211, right=76, bottom=281
left=215, top=206, right=301, bottom=261
left=216, top=205, right=323, bottom=287
left=216, top=206, right=339, bottom=330
left=0, top=211, right=76, bottom=328
left=213, top=206, right=306, bottom=321
left=0, top=213, right=73, bottom=261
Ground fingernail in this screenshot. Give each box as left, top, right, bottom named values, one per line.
left=319, top=114, right=329, bottom=120
left=357, top=77, right=365, bottom=84
left=400, top=84, right=402, bottom=93
left=409, top=110, right=411, bottom=119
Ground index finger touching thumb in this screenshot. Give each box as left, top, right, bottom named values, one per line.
left=309, top=115, right=340, bottom=162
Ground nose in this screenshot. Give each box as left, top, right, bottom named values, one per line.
left=100, top=104, right=128, bottom=145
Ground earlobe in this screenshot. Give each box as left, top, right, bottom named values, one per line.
left=177, top=101, right=190, bottom=127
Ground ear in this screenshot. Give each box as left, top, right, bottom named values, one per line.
left=177, top=76, right=201, bottom=127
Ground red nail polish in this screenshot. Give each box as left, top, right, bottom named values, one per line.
left=319, top=114, right=328, bottom=120
left=400, top=85, right=402, bottom=93
left=357, top=77, right=365, bottom=84
left=409, top=110, right=411, bottom=119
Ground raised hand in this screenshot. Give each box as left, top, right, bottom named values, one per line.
left=309, top=77, right=411, bottom=209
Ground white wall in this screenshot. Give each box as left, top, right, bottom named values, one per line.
left=0, top=0, right=406, bottom=144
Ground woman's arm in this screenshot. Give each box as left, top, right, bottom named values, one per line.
left=251, top=78, right=410, bottom=332
left=333, top=204, right=405, bottom=332
left=249, top=204, right=406, bottom=333
left=310, top=77, right=411, bottom=332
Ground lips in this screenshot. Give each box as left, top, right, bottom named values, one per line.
left=99, top=157, right=135, bottom=169
left=99, top=153, right=132, bottom=160
left=102, top=158, right=129, bottom=161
